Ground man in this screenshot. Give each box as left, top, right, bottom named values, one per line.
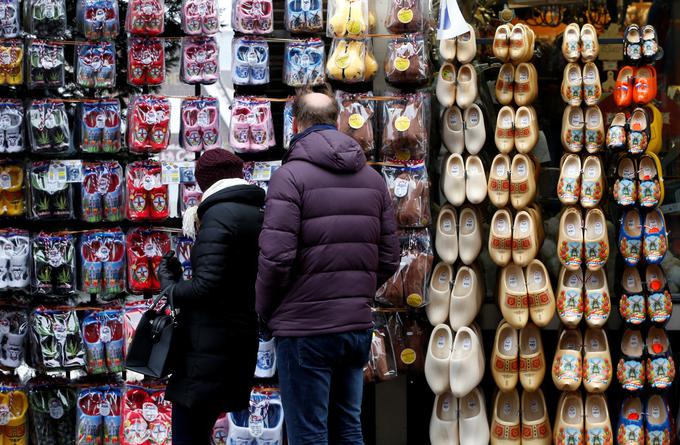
left=256, top=85, right=400, bottom=445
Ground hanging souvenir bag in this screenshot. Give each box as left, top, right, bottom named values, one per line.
left=27, top=40, right=64, bottom=89
left=76, top=0, right=119, bottom=39
left=384, top=33, right=430, bottom=86
left=285, top=0, right=323, bottom=33
left=28, top=162, right=75, bottom=220
left=383, top=163, right=431, bottom=228
left=327, top=0, right=370, bottom=38
left=79, top=229, right=126, bottom=296
left=181, top=36, right=219, bottom=85
left=232, top=0, right=273, bottom=35
left=28, top=379, right=77, bottom=444
left=336, top=90, right=375, bottom=158
left=125, top=0, right=164, bottom=35
left=0, top=309, right=28, bottom=368
left=229, top=97, right=276, bottom=153
left=80, top=161, right=124, bottom=223
left=127, top=95, right=170, bottom=153
left=0, top=0, right=20, bottom=38
left=0, top=100, right=24, bottom=154
left=76, top=386, right=122, bottom=445
left=29, top=307, right=84, bottom=369
left=232, top=37, right=269, bottom=86
left=385, top=0, right=426, bottom=34
left=0, top=161, right=25, bottom=217
left=27, top=100, right=71, bottom=154
left=127, top=37, right=165, bottom=86
left=181, top=0, right=219, bottom=35
left=25, top=0, right=66, bottom=37
left=284, top=38, right=325, bottom=87
left=81, top=310, right=124, bottom=374
left=126, top=160, right=168, bottom=221
left=0, top=40, right=22, bottom=86
left=76, top=42, right=116, bottom=89
left=381, top=93, right=430, bottom=161
left=77, top=100, right=122, bottom=154
left=180, top=96, right=220, bottom=152
left=125, top=227, right=171, bottom=294
left=30, top=232, right=77, bottom=295
left=0, top=229, right=30, bottom=291
left=326, top=38, right=378, bottom=83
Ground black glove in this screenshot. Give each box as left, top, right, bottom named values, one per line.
left=157, top=251, right=182, bottom=291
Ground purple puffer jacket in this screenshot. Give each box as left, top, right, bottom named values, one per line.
left=256, top=125, right=400, bottom=337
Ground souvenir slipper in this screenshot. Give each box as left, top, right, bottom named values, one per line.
left=619, top=208, right=643, bottom=267
left=552, top=328, right=582, bottom=391
left=78, top=0, right=119, bottom=39
left=77, top=389, right=103, bottom=444
left=0, top=40, right=22, bottom=86
left=102, top=310, right=124, bottom=373
left=7, top=232, right=29, bottom=290
left=82, top=313, right=106, bottom=375
left=180, top=97, right=221, bottom=152
left=127, top=96, right=171, bottom=154
left=182, top=0, right=219, bottom=35
left=645, top=264, right=672, bottom=325
left=27, top=100, right=71, bottom=154
left=286, top=0, right=323, bottom=34
left=182, top=36, right=219, bottom=85
left=127, top=37, right=165, bottom=86
left=627, top=107, right=649, bottom=155
left=76, top=42, right=116, bottom=89
left=556, top=268, right=583, bottom=328
left=619, top=266, right=645, bottom=326
left=606, top=112, right=627, bottom=152
left=646, top=326, right=675, bottom=390
left=126, top=0, right=164, bottom=35
left=254, top=337, right=277, bottom=378
left=27, top=0, right=67, bottom=37
left=0, top=0, right=19, bottom=38
left=284, top=39, right=325, bottom=87
left=102, top=388, right=122, bottom=445
left=643, top=209, right=667, bottom=264
left=638, top=152, right=663, bottom=208
left=617, top=329, right=645, bottom=392
left=613, top=156, right=637, bottom=207
left=0, top=100, right=24, bottom=153
left=584, top=268, right=610, bottom=328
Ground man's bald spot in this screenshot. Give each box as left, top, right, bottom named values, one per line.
left=300, top=92, right=334, bottom=111
left=294, top=90, right=339, bottom=131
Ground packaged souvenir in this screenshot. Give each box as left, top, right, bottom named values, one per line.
left=24, top=0, right=66, bottom=37
left=0, top=229, right=30, bottom=291
left=364, top=313, right=398, bottom=383
left=180, top=96, right=220, bottom=152
left=381, top=93, right=430, bottom=161
left=232, top=37, right=269, bottom=86
left=327, top=0, right=370, bottom=38
left=81, top=310, right=124, bottom=374
left=180, top=183, right=202, bottom=215
left=254, top=328, right=276, bottom=378
left=76, top=0, right=119, bottom=39
left=79, top=230, right=126, bottom=296
left=125, top=0, right=164, bottom=35
left=284, top=38, right=325, bottom=87
left=182, top=36, right=219, bottom=85
left=230, top=96, right=276, bottom=153
left=77, top=100, right=122, bottom=154
left=26, top=40, right=64, bottom=89
left=28, top=162, right=75, bottom=220
left=125, top=227, right=171, bottom=294
left=0, top=161, right=25, bottom=216
left=76, top=386, right=122, bottom=445
left=232, top=0, right=273, bottom=35
left=126, top=160, right=168, bottom=221
left=172, top=235, right=193, bottom=280
left=27, top=100, right=71, bottom=155
left=0, top=100, right=24, bottom=154
left=383, top=163, right=431, bottom=228
left=31, top=232, right=77, bottom=295
left=326, top=38, right=377, bottom=83
left=0, top=0, right=20, bottom=38
left=30, top=307, right=84, bottom=369
left=223, top=387, right=283, bottom=444
left=121, top=385, right=172, bottom=445
left=81, top=161, right=123, bottom=223
left=384, top=33, right=430, bottom=85
left=283, top=98, right=295, bottom=150
left=242, top=161, right=280, bottom=192
left=123, top=299, right=152, bottom=356
left=385, top=0, right=426, bottom=34
left=375, top=229, right=432, bottom=307
left=0, top=40, right=22, bottom=86
left=0, top=309, right=28, bottom=367
left=387, top=313, right=427, bottom=374
left=76, top=42, right=116, bottom=89
left=126, top=95, right=170, bottom=154
left=285, top=0, right=323, bottom=33
left=336, top=90, right=375, bottom=158
left=28, top=378, right=77, bottom=444
left=0, top=385, right=28, bottom=442
left=182, top=0, right=219, bottom=35
left=127, top=37, right=165, bottom=86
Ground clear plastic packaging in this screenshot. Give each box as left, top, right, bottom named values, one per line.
left=0, top=100, right=24, bottom=154
left=79, top=230, right=126, bottom=296
left=121, top=385, right=172, bottom=445
left=81, top=161, right=124, bottom=223
left=375, top=229, right=432, bottom=307
left=125, top=227, right=171, bottom=294
left=180, top=96, right=220, bottom=152
left=26, top=40, right=64, bottom=89
left=232, top=0, right=273, bottom=34
left=126, top=160, right=168, bottom=221
left=327, top=0, right=369, bottom=38
left=76, top=0, right=119, bottom=39
left=27, top=100, right=71, bottom=155
left=24, top=0, right=66, bottom=37
left=31, top=232, right=77, bottom=296
left=230, top=96, right=276, bottom=154
left=76, top=386, right=122, bottom=444
left=181, top=0, right=219, bottom=35
left=126, top=95, right=170, bottom=154
left=284, top=38, right=325, bottom=87
left=383, top=163, right=431, bottom=228
left=81, top=310, right=124, bottom=374
left=125, top=0, right=164, bottom=35
left=28, top=379, right=77, bottom=444
left=0, top=0, right=20, bottom=38
left=381, top=93, right=430, bottom=161
left=181, top=36, right=219, bottom=85
left=387, top=312, right=427, bottom=375
left=0, top=229, right=30, bottom=291
left=363, top=313, right=398, bottom=383
left=283, top=97, right=295, bottom=150
left=172, top=235, right=194, bottom=280
left=29, top=307, right=84, bottom=369
left=232, top=37, right=269, bottom=86
left=285, top=0, right=323, bottom=34
left=384, top=33, right=430, bottom=85
left=336, top=90, right=375, bottom=159
left=385, top=0, right=426, bottom=34
left=77, top=99, right=122, bottom=154
left=0, top=40, right=22, bottom=86
left=28, top=161, right=75, bottom=220
left=326, top=38, right=378, bottom=83
left=0, top=309, right=28, bottom=368
left=127, top=37, right=165, bottom=86
left=0, top=160, right=25, bottom=217
left=180, top=182, right=202, bottom=215
left=76, top=42, right=116, bottom=89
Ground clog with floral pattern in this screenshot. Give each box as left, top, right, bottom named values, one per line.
left=584, top=208, right=608, bottom=271
left=619, top=208, right=643, bottom=267
left=645, top=395, right=672, bottom=445
left=584, top=269, right=610, bottom=328
left=606, top=112, right=626, bottom=151
left=558, top=207, right=583, bottom=270
left=627, top=108, right=649, bottom=155
left=552, top=329, right=582, bottom=391
left=619, top=267, right=646, bottom=326
left=583, top=328, right=612, bottom=393
left=616, top=396, right=644, bottom=445
left=613, top=156, right=637, bottom=207
left=557, top=267, right=583, bottom=328
left=580, top=156, right=603, bottom=208
left=646, top=326, right=675, bottom=390
left=645, top=264, right=672, bottom=325
left=638, top=152, right=663, bottom=208
left=616, top=329, right=645, bottom=392
left=643, top=209, right=667, bottom=264
left=558, top=154, right=581, bottom=205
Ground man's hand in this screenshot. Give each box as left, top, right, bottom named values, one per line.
left=158, top=251, right=183, bottom=291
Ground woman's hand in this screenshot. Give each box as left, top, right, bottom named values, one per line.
left=158, top=251, right=183, bottom=291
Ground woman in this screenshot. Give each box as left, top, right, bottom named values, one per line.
left=157, top=149, right=264, bottom=444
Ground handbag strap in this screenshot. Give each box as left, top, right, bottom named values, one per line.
left=152, top=286, right=176, bottom=318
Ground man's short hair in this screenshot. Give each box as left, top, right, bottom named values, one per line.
left=293, top=84, right=339, bottom=128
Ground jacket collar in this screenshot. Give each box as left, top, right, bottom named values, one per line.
left=287, top=124, right=337, bottom=161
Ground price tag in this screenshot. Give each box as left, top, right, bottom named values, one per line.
left=400, top=348, right=416, bottom=364
left=63, top=160, right=83, bottom=183
left=465, top=217, right=474, bottom=230
left=462, top=274, right=471, bottom=288
left=48, top=162, right=67, bottom=184
left=591, top=405, right=600, bottom=418
left=49, top=399, right=64, bottom=419
left=450, top=164, right=460, bottom=176
left=517, top=163, right=526, bottom=175
left=438, top=271, right=448, bottom=284
left=161, top=162, right=180, bottom=184
left=397, top=8, right=414, bottom=24
left=442, top=398, right=451, bottom=412
left=533, top=272, right=542, bottom=284
left=508, top=274, right=518, bottom=288
left=0, top=404, right=8, bottom=425
left=630, top=335, right=639, bottom=347
left=503, top=401, right=511, bottom=415
left=528, top=337, right=537, bottom=351
left=594, top=222, right=603, bottom=235
left=348, top=113, right=365, bottom=129
left=0, top=172, right=10, bottom=190
left=570, top=112, right=583, bottom=126
left=395, top=116, right=411, bottom=132
left=568, top=274, right=579, bottom=287
left=436, top=335, right=446, bottom=348
left=519, top=70, right=529, bottom=82
left=503, top=337, right=513, bottom=352
left=567, top=224, right=577, bottom=236
left=394, top=57, right=410, bottom=72
left=252, top=162, right=281, bottom=182
left=496, top=164, right=506, bottom=176
left=442, top=218, right=452, bottom=232
left=568, top=406, right=577, bottom=418
left=462, top=337, right=471, bottom=350
left=394, top=178, right=409, bottom=198
left=530, top=399, right=539, bottom=413
left=467, top=109, right=479, bottom=126
left=497, top=219, right=507, bottom=232
left=519, top=220, right=529, bottom=233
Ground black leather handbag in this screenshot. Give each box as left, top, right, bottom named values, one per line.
left=126, top=289, right=176, bottom=378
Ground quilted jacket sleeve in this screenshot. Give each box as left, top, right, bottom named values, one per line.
left=377, top=181, right=400, bottom=288
left=256, top=167, right=302, bottom=322
left=171, top=206, right=234, bottom=307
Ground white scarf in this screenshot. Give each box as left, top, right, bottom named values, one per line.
left=182, top=178, right=249, bottom=239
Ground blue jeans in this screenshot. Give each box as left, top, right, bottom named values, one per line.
left=276, top=330, right=372, bottom=445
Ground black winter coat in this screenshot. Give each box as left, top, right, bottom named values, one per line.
left=165, top=184, right=265, bottom=412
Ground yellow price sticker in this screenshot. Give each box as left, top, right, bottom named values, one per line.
left=336, top=54, right=350, bottom=69
left=394, top=116, right=411, bottom=132
left=406, top=293, right=423, bottom=307
left=394, top=57, right=410, bottom=72
left=348, top=113, right=365, bottom=129
left=397, top=8, right=414, bottom=24
left=400, top=348, right=416, bottom=365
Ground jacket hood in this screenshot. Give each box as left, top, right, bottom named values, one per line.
left=198, top=184, right=265, bottom=217
left=285, top=127, right=366, bottom=173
